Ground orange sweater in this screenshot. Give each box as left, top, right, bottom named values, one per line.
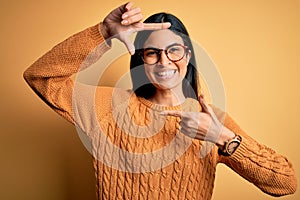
left=23, top=24, right=297, bottom=200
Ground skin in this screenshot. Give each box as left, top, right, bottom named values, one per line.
left=143, top=29, right=190, bottom=106
left=101, top=2, right=236, bottom=148
left=101, top=1, right=171, bottom=55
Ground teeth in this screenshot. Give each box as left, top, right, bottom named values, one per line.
left=156, top=70, right=176, bottom=77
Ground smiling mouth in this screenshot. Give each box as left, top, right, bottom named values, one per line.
left=155, top=70, right=176, bottom=79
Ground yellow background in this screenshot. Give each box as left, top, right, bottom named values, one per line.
left=1, top=0, right=299, bottom=199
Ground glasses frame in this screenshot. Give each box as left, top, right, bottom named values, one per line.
left=140, top=44, right=189, bottom=65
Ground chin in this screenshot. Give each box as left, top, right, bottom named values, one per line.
left=153, top=81, right=182, bottom=91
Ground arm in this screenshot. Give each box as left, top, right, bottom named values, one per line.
left=214, top=106, right=297, bottom=197
left=23, top=2, right=171, bottom=132
left=161, top=98, right=297, bottom=196
left=23, top=24, right=110, bottom=125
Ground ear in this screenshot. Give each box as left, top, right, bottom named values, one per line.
left=186, top=49, right=192, bottom=63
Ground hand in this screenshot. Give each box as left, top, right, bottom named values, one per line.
left=101, top=2, right=171, bottom=55
left=160, top=95, right=235, bottom=146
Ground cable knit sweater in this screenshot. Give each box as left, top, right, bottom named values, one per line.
left=23, top=23, right=297, bottom=200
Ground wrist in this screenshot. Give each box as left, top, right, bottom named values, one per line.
left=99, top=22, right=109, bottom=39
left=217, top=129, right=242, bottom=156
left=216, top=127, right=236, bottom=147
left=99, top=22, right=112, bottom=46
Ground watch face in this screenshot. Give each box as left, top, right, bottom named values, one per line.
left=227, top=141, right=240, bottom=155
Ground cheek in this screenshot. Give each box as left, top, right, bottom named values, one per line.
left=144, top=66, right=153, bottom=80
left=177, top=62, right=188, bottom=76
left=179, top=56, right=190, bottom=75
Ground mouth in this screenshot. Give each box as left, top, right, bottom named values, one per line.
left=154, top=69, right=177, bottom=79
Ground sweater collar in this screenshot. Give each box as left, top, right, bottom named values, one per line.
left=137, top=96, right=200, bottom=112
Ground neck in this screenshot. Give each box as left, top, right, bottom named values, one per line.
left=150, top=88, right=186, bottom=106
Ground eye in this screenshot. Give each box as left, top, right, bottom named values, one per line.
left=168, top=46, right=181, bottom=54
left=169, top=47, right=179, bottom=52
left=144, top=50, right=159, bottom=57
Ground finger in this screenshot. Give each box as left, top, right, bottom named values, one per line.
left=179, top=122, right=191, bottom=133
left=180, top=125, right=198, bottom=138
left=132, top=22, right=144, bottom=29
left=198, top=94, right=206, bottom=106
left=125, top=1, right=134, bottom=11
left=200, top=101, right=218, bottom=123
left=160, top=110, right=182, bottom=117
left=137, top=22, right=171, bottom=31
left=199, top=94, right=209, bottom=113
left=199, top=93, right=204, bottom=101
left=116, top=2, right=133, bottom=14
left=198, top=95, right=219, bottom=121
left=121, top=13, right=143, bottom=25
left=122, top=37, right=135, bottom=55
left=122, top=7, right=141, bottom=19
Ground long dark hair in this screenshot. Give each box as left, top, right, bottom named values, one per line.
left=130, top=13, right=199, bottom=100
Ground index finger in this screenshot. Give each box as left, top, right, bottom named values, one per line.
left=136, top=22, right=171, bottom=31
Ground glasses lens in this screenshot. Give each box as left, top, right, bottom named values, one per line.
left=143, top=49, right=159, bottom=65
left=167, top=45, right=185, bottom=62
left=141, top=45, right=187, bottom=64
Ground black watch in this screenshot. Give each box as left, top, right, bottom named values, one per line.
left=220, top=135, right=242, bottom=156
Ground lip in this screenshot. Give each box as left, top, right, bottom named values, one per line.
left=154, top=69, right=177, bottom=79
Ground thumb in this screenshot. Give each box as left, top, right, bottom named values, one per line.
left=199, top=94, right=209, bottom=113
left=199, top=95, right=219, bottom=123
left=122, top=37, right=135, bottom=55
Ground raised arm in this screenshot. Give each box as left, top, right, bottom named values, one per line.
left=23, top=24, right=109, bottom=124
left=23, top=2, right=171, bottom=130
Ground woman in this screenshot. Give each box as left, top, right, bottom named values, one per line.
left=23, top=2, right=297, bottom=200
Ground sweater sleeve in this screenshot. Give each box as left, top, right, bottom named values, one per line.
left=23, top=23, right=113, bottom=134
left=212, top=106, right=297, bottom=197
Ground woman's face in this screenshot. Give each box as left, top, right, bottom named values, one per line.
left=143, top=29, right=190, bottom=92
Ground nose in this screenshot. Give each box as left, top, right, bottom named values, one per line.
left=158, top=50, right=170, bottom=66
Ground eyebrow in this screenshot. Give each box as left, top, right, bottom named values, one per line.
left=144, top=43, right=183, bottom=50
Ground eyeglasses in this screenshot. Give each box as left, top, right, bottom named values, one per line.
left=140, top=44, right=189, bottom=65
